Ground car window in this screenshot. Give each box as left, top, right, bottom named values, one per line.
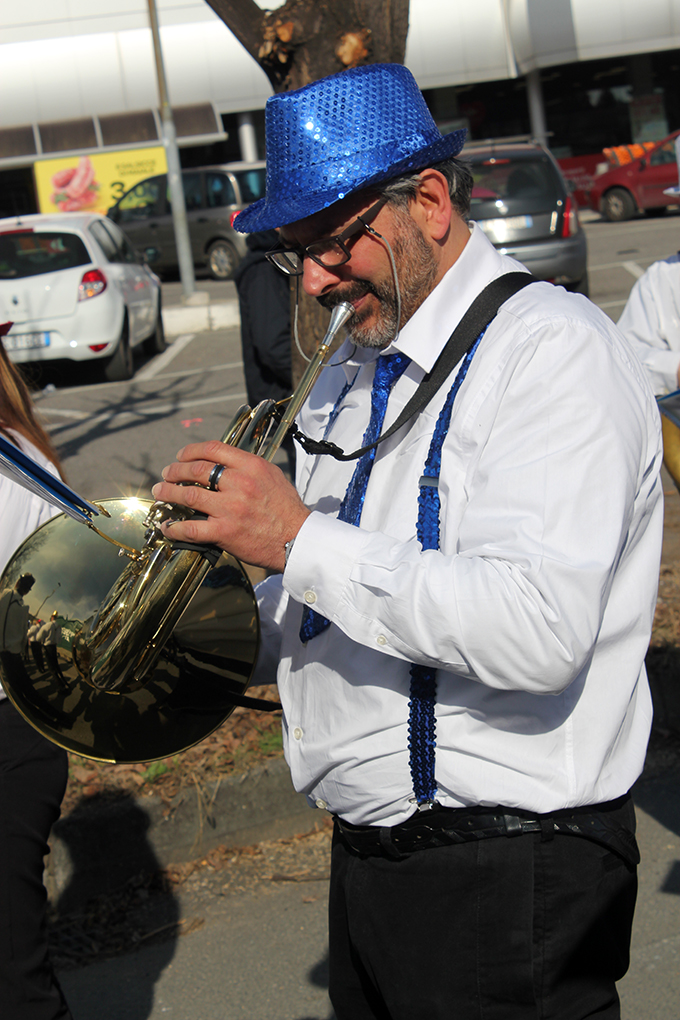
left=205, top=172, right=237, bottom=208
left=650, top=141, right=677, bottom=167
left=115, top=177, right=166, bottom=223
left=102, top=220, right=137, bottom=263
left=89, top=220, right=118, bottom=261
left=0, top=231, right=91, bottom=279
left=181, top=173, right=204, bottom=211
left=90, top=218, right=137, bottom=264
left=234, top=168, right=266, bottom=204
left=469, top=155, right=562, bottom=216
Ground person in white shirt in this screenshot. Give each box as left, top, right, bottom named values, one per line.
left=617, top=253, right=680, bottom=396
left=0, top=327, right=73, bottom=1020
left=27, top=618, right=46, bottom=672
left=152, top=65, right=663, bottom=1020
left=38, top=611, right=66, bottom=685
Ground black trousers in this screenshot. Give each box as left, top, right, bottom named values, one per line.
left=329, top=806, right=638, bottom=1020
left=0, top=699, right=72, bottom=1020
left=30, top=641, right=45, bottom=673
left=44, top=645, right=64, bottom=683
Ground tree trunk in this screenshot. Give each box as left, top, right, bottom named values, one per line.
left=205, top=0, right=410, bottom=380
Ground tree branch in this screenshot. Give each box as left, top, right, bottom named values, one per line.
left=203, top=0, right=266, bottom=63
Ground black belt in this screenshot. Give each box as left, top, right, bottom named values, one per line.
left=334, top=794, right=639, bottom=867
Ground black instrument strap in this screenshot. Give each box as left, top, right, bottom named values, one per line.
left=293, top=272, right=536, bottom=462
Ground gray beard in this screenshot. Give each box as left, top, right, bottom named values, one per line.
left=319, top=214, right=438, bottom=349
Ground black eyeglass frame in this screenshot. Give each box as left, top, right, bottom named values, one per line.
left=265, top=195, right=388, bottom=276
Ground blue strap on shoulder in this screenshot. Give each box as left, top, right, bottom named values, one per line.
left=408, top=328, right=486, bottom=808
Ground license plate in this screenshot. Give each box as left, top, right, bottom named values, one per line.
left=3, top=331, right=51, bottom=351
left=478, top=215, right=533, bottom=233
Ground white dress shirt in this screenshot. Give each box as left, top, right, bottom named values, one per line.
left=0, top=431, right=60, bottom=700
left=617, top=254, right=680, bottom=395
left=255, top=224, right=664, bottom=827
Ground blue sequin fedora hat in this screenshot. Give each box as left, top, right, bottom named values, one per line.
left=234, top=63, right=467, bottom=234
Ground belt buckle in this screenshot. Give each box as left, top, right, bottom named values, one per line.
left=503, top=813, right=524, bottom=837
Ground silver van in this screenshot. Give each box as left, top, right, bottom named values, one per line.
left=107, top=162, right=266, bottom=280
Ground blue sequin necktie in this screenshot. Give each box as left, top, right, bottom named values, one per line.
left=300, top=350, right=411, bottom=642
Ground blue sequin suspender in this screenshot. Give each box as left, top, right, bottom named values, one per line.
left=408, top=329, right=485, bottom=808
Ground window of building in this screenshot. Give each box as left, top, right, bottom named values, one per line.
left=0, top=126, right=37, bottom=159
left=99, top=111, right=158, bottom=146
left=173, top=104, right=219, bottom=138
left=38, top=118, right=97, bottom=153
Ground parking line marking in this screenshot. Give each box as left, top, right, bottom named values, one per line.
left=37, top=408, right=89, bottom=420
left=621, top=261, right=644, bottom=279
left=135, top=333, right=196, bottom=380
left=42, top=390, right=248, bottom=429
left=588, top=259, right=651, bottom=272
left=148, top=360, right=244, bottom=381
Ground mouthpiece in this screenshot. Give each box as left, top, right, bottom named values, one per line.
left=324, top=302, right=354, bottom=345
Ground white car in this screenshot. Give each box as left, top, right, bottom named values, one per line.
left=0, top=213, right=164, bottom=382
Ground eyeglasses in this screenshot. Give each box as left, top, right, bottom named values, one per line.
left=265, top=196, right=388, bottom=276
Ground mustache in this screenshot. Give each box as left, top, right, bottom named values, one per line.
left=317, top=280, right=384, bottom=311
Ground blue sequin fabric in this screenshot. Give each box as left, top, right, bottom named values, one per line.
left=408, top=330, right=485, bottom=807
left=235, top=63, right=467, bottom=233
left=300, top=351, right=411, bottom=642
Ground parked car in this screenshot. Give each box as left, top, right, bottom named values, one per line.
left=465, top=139, right=589, bottom=294
left=586, top=130, right=680, bottom=221
left=107, top=162, right=266, bottom=280
left=0, top=213, right=163, bottom=382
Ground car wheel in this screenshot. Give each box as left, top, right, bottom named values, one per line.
left=602, top=188, right=636, bottom=222
left=207, top=239, right=238, bottom=280
left=104, top=318, right=134, bottom=382
left=143, top=302, right=167, bottom=357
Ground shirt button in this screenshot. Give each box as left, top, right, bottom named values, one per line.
left=304, top=590, right=317, bottom=605
left=315, top=798, right=328, bottom=810
left=293, top=726, right=303, bottom=740
left=376, top=634, right=387, bottom=646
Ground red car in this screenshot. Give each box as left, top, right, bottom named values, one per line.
left=587, top=129, right=680, bottom=221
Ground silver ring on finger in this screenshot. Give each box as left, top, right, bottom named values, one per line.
left=208, top=464, right=226, bottom=492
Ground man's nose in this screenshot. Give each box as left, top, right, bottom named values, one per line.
left=301, top=257, right=342, bottom=298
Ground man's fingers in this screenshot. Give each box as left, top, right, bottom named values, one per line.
left=151, top=477, right=208, bottom=509
left=159, top=459, right=218, bottom=487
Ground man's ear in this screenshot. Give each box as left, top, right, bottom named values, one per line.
left=411, top=169, right=453, bottom=242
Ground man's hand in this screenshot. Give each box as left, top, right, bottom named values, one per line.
left=151, top=440, right=310, bottom=573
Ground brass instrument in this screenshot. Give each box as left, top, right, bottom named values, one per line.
left=661, top=413, right=680, bottom=492
left=0, top=302, right=354, bottom=763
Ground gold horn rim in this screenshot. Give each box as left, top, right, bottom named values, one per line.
left=0, top=498, right=260, bottom=763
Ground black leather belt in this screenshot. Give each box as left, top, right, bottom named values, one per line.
left=334, top=795, right=639, bottom=867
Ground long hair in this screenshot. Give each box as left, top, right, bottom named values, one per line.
left=0, top=334, right=64, bottom=477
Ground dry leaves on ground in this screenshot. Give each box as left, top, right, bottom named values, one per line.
left=62, top=685, right=283, bottom=813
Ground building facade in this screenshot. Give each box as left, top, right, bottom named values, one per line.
left=1, top=0, right=679, bottom=216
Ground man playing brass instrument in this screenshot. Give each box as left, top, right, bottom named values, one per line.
left=152, top=64, right=663, bottom=1020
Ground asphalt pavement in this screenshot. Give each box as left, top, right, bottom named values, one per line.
left=55, top=746, right=680, bottom=1020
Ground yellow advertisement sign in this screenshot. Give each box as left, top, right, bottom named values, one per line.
left=34, top=146, right=168, bottom=216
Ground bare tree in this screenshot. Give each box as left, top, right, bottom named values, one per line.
left=205, top=0, right=410, bottom=375
left=205, top=0, right=409, bottom=91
